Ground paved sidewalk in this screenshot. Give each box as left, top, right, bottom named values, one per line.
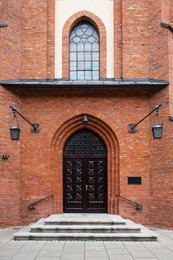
left=0, top=227, right=173, bottom=260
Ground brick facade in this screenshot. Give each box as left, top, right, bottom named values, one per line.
left=0, top=0, right=173, bottom=229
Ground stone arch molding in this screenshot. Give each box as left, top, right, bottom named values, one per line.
left=51, top=113, right=120, bottom=214
left=62, top=10, right=107, bottom=79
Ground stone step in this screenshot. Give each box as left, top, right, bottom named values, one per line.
left=31, top=224, right=141, bottom=233
left=45, top=221, right=125, bottom=225
left=44, top=214, right=126, bottom=226
left=14, top=231, right=158, bottom=241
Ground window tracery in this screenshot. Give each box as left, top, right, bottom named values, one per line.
left=70, top=21, right=100, bottom=80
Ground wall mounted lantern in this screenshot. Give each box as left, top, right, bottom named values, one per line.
left=128, top=104, right=163, bottom=139
left=9, top=106, right=39, bottom=140
left=1, top=155, right=10, bottom=160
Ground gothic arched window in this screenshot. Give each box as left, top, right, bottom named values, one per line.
left=70, top=21, right=100, bottom=80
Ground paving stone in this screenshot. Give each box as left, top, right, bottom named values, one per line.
left=149, top=247, right=173, bottom=253
left=109, top=255, right=134, bottom=260
left=38, top=250, right=63, bottom=257
left=106, top=248, right=130, bottom=255
left=134, top=258, right=157, bottom=260
left=10, top=255, right=37, bottom=260
left=157, top=256, right=173, bottom=260
left=0, top=251, right=16, bottom=257
left=85, top=252, right=108, bottom=257
left=126, top=248, right=155, bottom=258
left=104, top=241, right=124, bottom=248
left=0, top=243, right=25, bottom=252
left=35, top=257, right=60, bottom=260
left=60, top=254, right=84, bottom=260
left=85, top=258, right=109, bottom=260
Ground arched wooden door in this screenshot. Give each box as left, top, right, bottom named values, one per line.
left=63, top=129, right=107, bottom=213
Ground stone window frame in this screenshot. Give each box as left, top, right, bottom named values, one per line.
left=62, top=10, right=107, bottom=79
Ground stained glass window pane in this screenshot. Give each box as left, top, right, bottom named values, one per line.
left=85, top=62, right=91, bottom=70
left=92, top=52, right=99, bottom=60
left=85, top=27, right=93, bottom=36
left=85, top=71, right=91, bottom=80
left=70, top=52, right=76, bottom=61
left=76, top=28, right=83, bottom=36
left=77, top=43, right=84, bottom=51
left=78, top=71, right=84, bottom=80
left=78, top=62, right=84, bottom=70
left=70, top=71, right=77, bottom=80
left=70, top=43, right=76, bottom=51
left=85, top=43, right=91, bottom=51
left=73, top=36, right=80, bottom=43
left=92, top=61, right=99, bottom=70
left=92, top=43, right=99, bottom=51
left=78, top=53, right=84, bottom=61
left=85, top=52, right=91, bottom=61
left=93, top=71, right=99, bottom=80
left=70, top=62, right=76, bottom=70
left=88, top=36, right=96, bottom=43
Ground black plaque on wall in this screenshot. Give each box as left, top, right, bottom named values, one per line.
left=128, top=177, right=142, bottom=185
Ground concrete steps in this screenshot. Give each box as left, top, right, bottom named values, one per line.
left=14, top=214, right=158, bottom=241
left=31, top=224, right=141, bottom=233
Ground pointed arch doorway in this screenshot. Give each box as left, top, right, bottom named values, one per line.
left=63, top=128, right=107, bottom=213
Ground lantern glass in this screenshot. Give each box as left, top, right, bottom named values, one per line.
left=152, top=124, right=163, bottom=139
left=9, top=126, right=21, bottom=140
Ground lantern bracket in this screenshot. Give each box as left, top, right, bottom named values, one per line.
left=10, top=106, right=39, bottom=133
left=128, top=104, right=162, bottom=133
left=169, top=116, right=173, bottom=121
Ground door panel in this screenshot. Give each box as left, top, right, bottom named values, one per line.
left=64, top=159, right=84, bottom=212
left=86, top=159, right=107, bottom=212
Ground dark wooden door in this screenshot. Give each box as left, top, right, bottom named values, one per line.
left=63, top=129, right=107, bottom=213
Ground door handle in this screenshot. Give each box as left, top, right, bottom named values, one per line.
left=86, top=184, right=88, bottom=191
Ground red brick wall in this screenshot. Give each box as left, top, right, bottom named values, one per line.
left=0, top=0, right=8, bottom=23
left=149, top=0, right=169, bottom=80
left=47, top=0, right=55, bottom=78
left=168, top=1, right=173, bottom=115
left=0, top=0, right=22, bottom=227
left=148, top=88, right=173, bottom=228
left=147, top=0, right=173, bottom=228
left=0, top=0, right=22, bottom=80
left=122, top=0, right=149, bottom=78
left=21, top=0, right=48, bottom=79
left=0, top=0, right=173, bottom=229
left=114, top=0, right=122, bottom=78
left=0, top=88, right=21, bottom=227
left=114, top=0, right=149, bottom=79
